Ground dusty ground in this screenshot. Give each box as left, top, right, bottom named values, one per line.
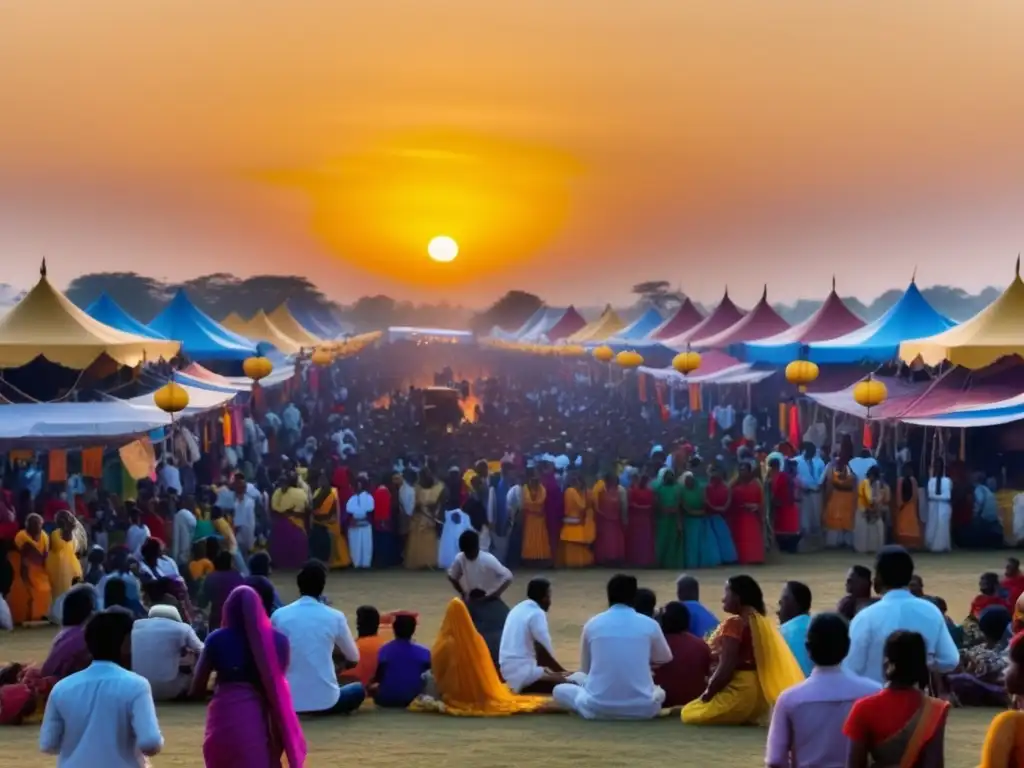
left=0, top=551, right=1008, bottom=767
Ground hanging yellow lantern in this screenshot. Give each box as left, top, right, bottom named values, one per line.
left=615, top=350, right=644, bottom=369
left=153, top=381, right=189, bottom=414
left=853, top=375, right=888, bottom=415
left=593, top=345, right=614, bottom=363
left=672, top=350, right=702, bottom=376
left=785, top=360, right=819, bottom=393
left=311, top=347, right=333, bottom=366
left=243, top=356, right=274, bottom=382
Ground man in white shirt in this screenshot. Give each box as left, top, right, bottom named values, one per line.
left=346, top=477, right=375, bottom=569
left=230, top=475, right=258, bottom=560
left=40, top=610, right=163, bottom=766
left=157, top=458, right=182, bottom=497
left=124, top=509, right=150, bottom=558
left=845, top=546, right=960, bottom=684
left=553, top=574, right=672, bottom=719
left=795, top=442, right=826, bottom=547
left=171, top=502, right=197, bottom=566
left=270, top=562, right=366, bottom=714
left=131, top=603, right=204, bottom=701
left=448, top=530, right=513, bottom=602
left=499, top=578, right=572, bottom=693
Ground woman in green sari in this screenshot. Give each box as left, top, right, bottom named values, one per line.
left=654, top=469, right=686, bottom=568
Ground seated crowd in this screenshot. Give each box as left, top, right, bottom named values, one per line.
left=7, top=542, right=1024, bottom=767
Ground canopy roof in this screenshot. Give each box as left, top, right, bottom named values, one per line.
left=543, top=307, right=586, bottom=341
left=85, top=293, right=168, bottom=340
left=148, top=290, right=258, bottom=361
left=651, top=299, right=705, bottom=340
left=491, top=306, right=554, bottom=341
left=899, top=264, right=1024, bottom=369
left=805, top=281, right=954, bottom=364
left=175, top=358, right=294, bottom=391
left=660, top=290, right=746, bottom=349
left=566, top=307, right=626, bottom=343
left=0, top=263, right=180, bottom=369
left=904, top=391, right=1024, bottom=428
left=289, top=301, right=346, bottom=339
left=741, top=281, right=865, bottom=364
left=639, top=350, right=771, bottom=385
left=694, top=286, right=790, bottom=351
left=607, top=308, right=664, bottom=343
left=222, top=310, right=303, bottom=355
left=268, top=305, right=322, bottom=347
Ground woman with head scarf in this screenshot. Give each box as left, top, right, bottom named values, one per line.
left=191, top=585, right=306, bottom=768
left=7, top=513, right=51, bottom=624
left=422, top=597, right=551, bottom=716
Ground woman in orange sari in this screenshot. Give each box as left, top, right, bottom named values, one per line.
left=823, top=459, right=856, bottom=549
left=561, top=474, right=595, bottom=568
left=8, top=514, right=51, bottom=625
left=728, top=463, right=765, bottom=565
left=979, top=632, right=1024, bottom=768
left=46, top=511, right=86, bottom=608
left=844, top=630, right=950, bottom=768
left=893, top=463, right=923, bottom=550
left=420, top=598, right=552, bottom=716
left=520, top=470, right=551, bottom=566
left=309, top=471, right=351, bottom=569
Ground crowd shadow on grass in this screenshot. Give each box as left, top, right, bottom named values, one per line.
left=0, top=551, right=1009, bottom=767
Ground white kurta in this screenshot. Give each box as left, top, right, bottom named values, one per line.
left=346, top=492, right=375, bottom=568
left=925, top=477, right=952, bottom=553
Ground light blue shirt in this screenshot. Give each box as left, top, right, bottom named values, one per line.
left=40, top=661, right=163, bottom=767
left=795, top=456, right=825, bottom=492
left=844, top=588, right=960, bottom=684
left=780, top=614, right=814, bottom=676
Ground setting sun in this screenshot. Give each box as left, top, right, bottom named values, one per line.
left=427, top=235, right=459, bottom=263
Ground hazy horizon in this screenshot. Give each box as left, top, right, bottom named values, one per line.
left=3, top=2, right=1023, bottom=307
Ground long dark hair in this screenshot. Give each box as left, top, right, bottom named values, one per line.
left=727, top=575, right=766, bottom=615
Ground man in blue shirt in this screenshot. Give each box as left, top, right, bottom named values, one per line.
left=675, top=574, right=719, bottom=639
left=778, top=580, right=814, bottom=676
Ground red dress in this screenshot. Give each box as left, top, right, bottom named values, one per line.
left=594, top=488, right=626, bottom=565
left=626, top=486, right=656, bottom=567
left=771, top=473, right=800, bottom=536
left=729, top=480, right=765, bottom=564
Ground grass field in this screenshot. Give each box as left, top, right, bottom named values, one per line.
left=0, top=551, right=1007, bottom=767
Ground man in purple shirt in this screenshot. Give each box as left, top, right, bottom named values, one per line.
left=372, top=613, right=431, bottom=708
left=766, top=612, right=881, bottom=768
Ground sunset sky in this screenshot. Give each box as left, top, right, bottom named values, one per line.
left=2, top=1, right=1023, bottom=308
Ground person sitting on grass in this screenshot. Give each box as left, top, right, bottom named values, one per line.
left=372, top=612, right=432, bottom=708
left=972, top=572, right=1011, bottom=619
left=634, top=587, right=658, bottom=618
left=654, top=602, right=711, bottom=708
left=340, top=606, right=386, bottom=689
left=948, top=606, right=1013, bottom=708
left=499, top=577, right=573, bottom=694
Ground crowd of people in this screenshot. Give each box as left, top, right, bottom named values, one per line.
left=1, top=346, right=1023, bottom=767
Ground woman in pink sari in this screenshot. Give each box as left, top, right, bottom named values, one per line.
left=191, top=586, right=306, bottom=768
left=594, top=473, right=626, bottom=566
left=626, top=474, right=656, bottom=567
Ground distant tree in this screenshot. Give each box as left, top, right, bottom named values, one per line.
left=469, top=291, right=543, bottom=335
left=65, top=272, right=171, bottom=321
left=632, top=280, right=684, bottom=312
left=342, top=295, right=398, bottom=331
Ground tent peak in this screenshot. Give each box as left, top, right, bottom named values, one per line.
left=40, top=258, right=47, bottom=278
left=911, top=265, right=917, bottom=284
left=832, top=274, right=836, bottom=292
left=1016, top=253, right=1020, bottom=278
left=760, top=284, right=767, bottom=302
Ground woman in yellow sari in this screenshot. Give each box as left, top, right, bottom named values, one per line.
left=682, top=574, right=804, bottom=725
left=8, top=514, right=51, bottom=625
left=405, top=468, right=444, bottom=570
left=309, top=472, right=351, bottom=569
left=269, top=471, right=310, bottom=570
left=426, top=598, right=552, bottom=716
left=980, top=632, right=1024, bottom=767
left=46, top=511, right=85, bottom=604
left=893, top=463, right=923, bottom=550
left=560, top=474, right=595, bottom=568
left=853, top=467, right=888, bottom=554
left=520, top=469, right=550, bottom=565
left=823, top=459, right=856, bottom=549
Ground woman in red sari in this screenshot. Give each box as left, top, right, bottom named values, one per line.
left=768, top=458, right=801, bottom=553
left=729, top=462, right=765, bottom=565
left=594, top=473, right=626, bottom=566
left=844, top=630, right=950, bottom=768
left=626, top=474, right=656, bottom=567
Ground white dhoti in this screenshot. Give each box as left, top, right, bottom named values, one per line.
left=925, top=501, right=952, bottom=553
left=348, top=524, right=373, bottom=568
left=798, top=491, right=823, bottom=552
left=552, top=681, right=664, bottom=720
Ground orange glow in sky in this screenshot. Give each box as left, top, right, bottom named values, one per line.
left=1, top=2, right=1023, bottom=306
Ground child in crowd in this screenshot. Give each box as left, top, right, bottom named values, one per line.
left=187, top=540, right=215, bottom=600
left=342, top=606, right=386, bottom=688
left=1002, top=557, right=1024, bottom=606
left=372, top=612, right=432, bottom=708
left=971, top=572, right=1010, bottom=619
